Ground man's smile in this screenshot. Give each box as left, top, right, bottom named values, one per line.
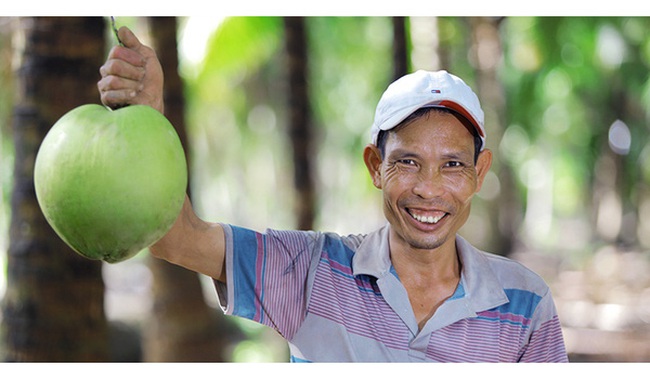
left=406, top=208, right=449, bottom=225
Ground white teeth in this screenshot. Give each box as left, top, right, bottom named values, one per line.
left=410, top=211, right=444, bottom=224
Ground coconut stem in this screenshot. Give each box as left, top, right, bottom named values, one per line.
left=110, top=16, right=124, bottom=47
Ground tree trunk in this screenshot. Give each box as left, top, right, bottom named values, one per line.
left=142, top=16, right=236, bottom=362
left=283, top=17, right=315, bottom=231
left=392, top=17, right=408, bottom=80
left=1, top=17, right=108, bottom=361
left=469, top=17, right=517, bottom=256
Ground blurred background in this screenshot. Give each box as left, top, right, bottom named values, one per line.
left=0, top=15, right=649, bottom=362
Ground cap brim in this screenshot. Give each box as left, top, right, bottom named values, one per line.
left=433, top=101, right=484, bottom=139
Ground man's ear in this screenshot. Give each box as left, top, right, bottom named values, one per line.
left=475, top=148, right=493, bottom=192
left=363, top=144, right=383, bottom=189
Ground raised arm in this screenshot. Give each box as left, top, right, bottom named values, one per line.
left=97, top=26, right=226, bottom=281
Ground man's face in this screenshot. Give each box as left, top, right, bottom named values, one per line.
left=364, top=111, right=492, bottom=255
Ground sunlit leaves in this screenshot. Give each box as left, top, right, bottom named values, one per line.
left=196, top=17, right=282, bottom=104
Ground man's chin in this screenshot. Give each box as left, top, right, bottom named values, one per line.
left=407, top=238, right=446, bottom=252
left=395, top=229, right=448, bottom=252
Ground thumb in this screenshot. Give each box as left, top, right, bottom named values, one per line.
left=118, top=26, right=144, bottom=51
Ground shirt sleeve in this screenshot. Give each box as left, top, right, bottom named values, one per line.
left=518, top=289, right=569, bottom=362
left=215, top=224, right=323, bottom=340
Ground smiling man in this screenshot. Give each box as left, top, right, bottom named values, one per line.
left=362, top=71, right=494, bottom=333
left=98, top=27, right=568, bottom=362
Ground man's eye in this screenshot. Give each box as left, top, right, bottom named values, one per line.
left=397, top=159, right=416, bottom=166
left=445, top=161, right=464, bottom=168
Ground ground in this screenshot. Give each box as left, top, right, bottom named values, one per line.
left=514, top=244, right=650, bottom=362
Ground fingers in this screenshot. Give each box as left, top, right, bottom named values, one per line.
left=97, top=75, right=140, bottom=108
left=97, top=26, right=165, bottom=112
left=98, top=55, right=144, bottom=108
left=100, top=27, right=147, bottom=84
left=116, top=26, right=158, bottom=64
left=98, top=27, right=146, bottom=109
left=100, top=54, right=145, bottom=83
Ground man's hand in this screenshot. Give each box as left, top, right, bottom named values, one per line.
left=98, top=26, right=164, bottom=114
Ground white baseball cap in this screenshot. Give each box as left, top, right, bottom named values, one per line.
left=370, top=70, right=485, bottom=150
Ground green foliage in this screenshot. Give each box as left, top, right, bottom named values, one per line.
left=0, top=20, right=15, bottom=289
left=500, top=17, right=650, bottom=251
left=184, top=17, right=393, bottom=234
left=182, top=17, right=296, bottom=232
left=307, top=17, right=392, bottom=232
left=195, top=17, right=282, bottom=105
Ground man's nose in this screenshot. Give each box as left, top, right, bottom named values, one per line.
left=413, top=167, right=444, bottom=199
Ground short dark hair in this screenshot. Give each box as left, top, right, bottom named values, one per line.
left=375, top=107, right=482, bottom=164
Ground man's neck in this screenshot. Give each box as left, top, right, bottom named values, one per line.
left=389, top=236, right=462, bottom=331
left=389, top=235, right=461, bottom=281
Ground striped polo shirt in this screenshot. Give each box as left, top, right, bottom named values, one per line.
left=215, top=223, right=568, bottom=362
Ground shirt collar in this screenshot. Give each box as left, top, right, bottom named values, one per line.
left=352, top=224, right=392, bottom=277
left=352, top=224, right=508, bottom=313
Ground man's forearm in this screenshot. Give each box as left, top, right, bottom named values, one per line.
left=149, top=195, right=227, bottom=281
